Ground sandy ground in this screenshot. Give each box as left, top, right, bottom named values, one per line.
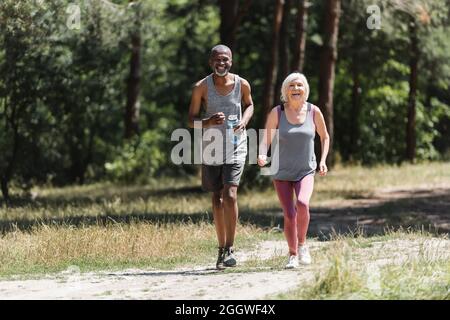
left=0, top=238, right=448, bottom=300
left=0, top=240, right=312, bottom=300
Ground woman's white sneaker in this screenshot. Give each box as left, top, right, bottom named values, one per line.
left=285, top=255, right=299, bottom=269
left=298, top=245, right=311, bottom=265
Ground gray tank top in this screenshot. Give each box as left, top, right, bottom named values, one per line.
left=272, top=103, right=317, bottom=181
left=202, top=74, right=247, bottom=165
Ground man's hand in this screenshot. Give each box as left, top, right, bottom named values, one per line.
left=207, top=112, right=225, bottom=127
left=233, top=120, right=247, bottom=133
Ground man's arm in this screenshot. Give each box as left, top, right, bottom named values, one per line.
left=188, top=80, right=224, bottom=128
left=235, top=78, right=254, bottom=131
left=188, top=81, right=205, bottom=128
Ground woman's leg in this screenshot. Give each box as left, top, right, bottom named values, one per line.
left=273, top=180, right=297, bottom=255
left=293, top=174, right=315, bottom=245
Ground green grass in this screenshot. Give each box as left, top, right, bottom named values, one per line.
left=274, top=230, right=449, bottom=300
left=0, top=162, right=449, bottom=294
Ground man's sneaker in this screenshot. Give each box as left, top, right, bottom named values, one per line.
left=298, top=245, right=312, bottom=265
left=223, top=247, right=236, bottom=267
left=285, top=255, right=299, bottom=269
left=216, top=247, right=225, bottom=270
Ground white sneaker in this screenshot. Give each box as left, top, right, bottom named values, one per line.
left=285, top=255, right=299, bottom=269
left=298, top=245, right=312, bottom=265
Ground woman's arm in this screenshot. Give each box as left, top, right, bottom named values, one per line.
left=258, top=107, right=279, bottom=167
left=313, top=106, right=330, bottom=176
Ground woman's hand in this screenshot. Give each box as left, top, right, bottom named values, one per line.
left=319, top=161, right=328, bottom=176
left=257, top=155, right=267, bottom=167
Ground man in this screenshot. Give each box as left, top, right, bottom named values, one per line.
left=188, top=45, right=254, bottom=269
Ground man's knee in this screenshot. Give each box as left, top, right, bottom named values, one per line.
left=212, top=191, right=223, bottom=206
left=223, top=185, right=238, bottom=203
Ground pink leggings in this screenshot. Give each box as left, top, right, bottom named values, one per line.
left=273, top=174, right=314, bottom=256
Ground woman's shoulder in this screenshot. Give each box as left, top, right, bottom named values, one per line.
left=307, top=103, right=322, bottom=115
left=307, top=102, right=318, bottom=109
left=271, top=104, right=284, bottom=112
left=268, top=105, right=283, bottom=119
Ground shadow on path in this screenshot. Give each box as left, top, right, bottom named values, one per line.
left=1, top=187, right=448, bottom=238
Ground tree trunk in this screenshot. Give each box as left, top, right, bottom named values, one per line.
left=0, top=177, right=9, bottom=202
left=219, top=0, right=252, bottom=52
left=262, top=0, right=284, bottom=120
left=1, top=127, right=19, bottom=202
left=1, top=104, right=20, bottom=202
left=318, top=0, right=340, bottom=165
left=275, top=0, right=291, bottom=105
left=279, top=0, right=291, bottom=79
left=291, top=0, right=309, bottom=72
left=406, top=18, right=418, bottom=163
left=125, top=0, right=141, bottom=139
left=349, top=54, right=361, bottom=162
left=219, top=0, right=239, bottom=50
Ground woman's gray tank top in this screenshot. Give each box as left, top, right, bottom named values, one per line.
left=202, top=74, right=247, bottom=165
left=272, top=103, right=317, bottom=181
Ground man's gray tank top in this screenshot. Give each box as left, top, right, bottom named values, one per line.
left=202, top=74, right=247, bottom=165
left=272, top=103, right=317, bottom=181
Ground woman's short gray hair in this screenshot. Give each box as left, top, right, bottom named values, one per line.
left=280, top=72, right=310, bottom=103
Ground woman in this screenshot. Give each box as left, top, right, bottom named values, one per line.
left=258, top=72, right=329, bottom=269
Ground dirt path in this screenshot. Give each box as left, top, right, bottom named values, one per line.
left=0, top=238, right=448, bottom=300
left=0, top=241, right=310, bottom=300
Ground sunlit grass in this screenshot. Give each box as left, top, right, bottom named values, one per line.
left=275, top=230, right=450, bottom=300
left=1, top=162, right=448, bottom=222
left=312, top=161, right=450, bottom=204
left=0, top=221, right=268, bottom=277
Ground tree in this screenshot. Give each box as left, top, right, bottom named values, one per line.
left=318, top=0, right=341, bottom=164
left=125, top=1, right=142, bottom=139
left=406, top=16, right=418, bottom=162
left=0, top=1, right=53, bottom=201
left=291, top=0, right=309, bottom=72
left=218, top=0, right=252, bottom=51
left=383, top=0, right=446, bottom=162
left=262, top=0, right=284, bottom=118
left=275, top=0, right=292, bottom=105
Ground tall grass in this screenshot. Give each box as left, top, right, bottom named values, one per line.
left=276, top=230, right=450, bottom=300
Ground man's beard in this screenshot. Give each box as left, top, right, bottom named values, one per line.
left=214, top=67, right=229, bottom=77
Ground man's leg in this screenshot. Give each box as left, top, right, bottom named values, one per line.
left=221, top=162, right=244, bottom=267
left=222, top=184, right=238, bottom=248
left=202, top=165, right=227, bottom=269
left=212, top=190, right=226, bottom=248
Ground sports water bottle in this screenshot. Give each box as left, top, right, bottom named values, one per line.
left=227, top=114, right=239, bottom=145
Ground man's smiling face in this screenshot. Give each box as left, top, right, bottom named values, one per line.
left=210, top=50, right=232, bottom=77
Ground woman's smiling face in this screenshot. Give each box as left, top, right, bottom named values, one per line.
left=287, top=78, right=305, bottom=102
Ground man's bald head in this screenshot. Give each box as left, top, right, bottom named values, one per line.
left=210, top=45, right=232, bottom=59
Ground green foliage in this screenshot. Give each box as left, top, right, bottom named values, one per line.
left=0, top=0, right=449, bottom=196
left=105, top=130, right=166, bottom=184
